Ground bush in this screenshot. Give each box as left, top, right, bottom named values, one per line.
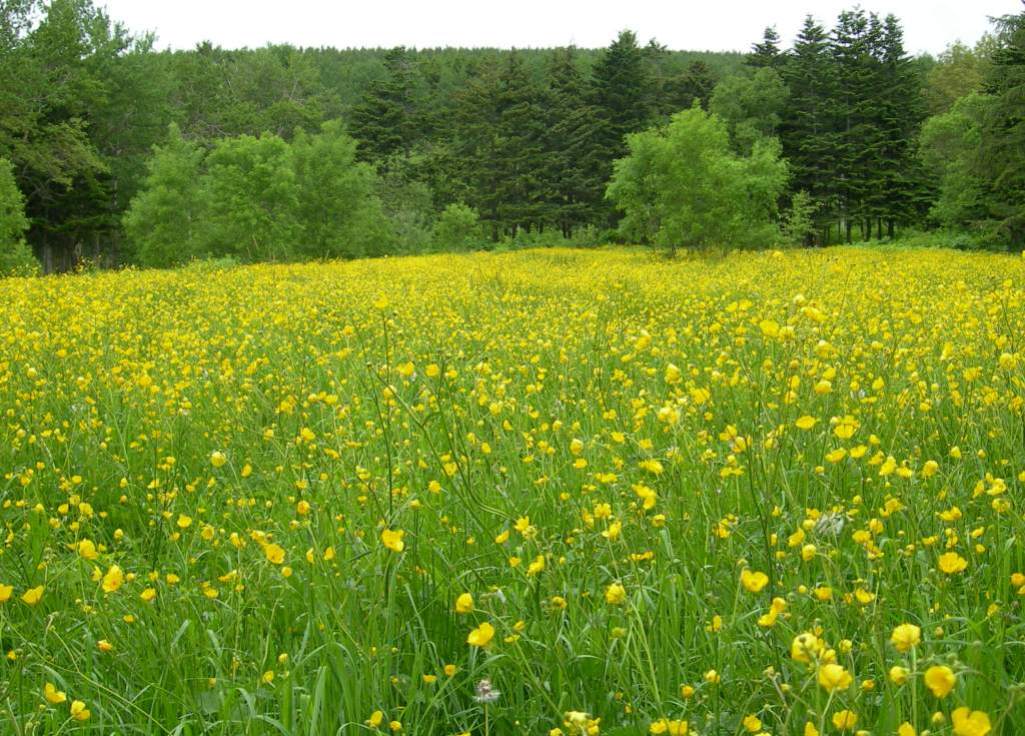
left=432, top=203, right=483, bottom=250
left=606, top=106, right=789, bottom=254
left=0, top=157, right=37, bottom=276
left=123, top=125, right=208, bottom=268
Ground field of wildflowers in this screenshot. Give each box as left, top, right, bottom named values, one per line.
left=0, top=247, right=1023, bottom=735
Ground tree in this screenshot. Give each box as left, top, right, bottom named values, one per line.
left=924, top=39, right=992, bottom=114
left=0, top=156, right=36, bottom=275
left=541, top=47, right=605, bottom=237
left=432, top=203, right=482, bottom=250
left=780, top=16, right=837, bottom=235
left=590, top=30, right=656, bottom=226
left=747, top=27, right=782, bottom=69
left=606, top=106, right=788, bottom=253
left=122, top=124, right=207, bottom=267
left=978, top=7, right=1025, bottom=246
left=662, top=61, right=719, bottom=113
left=349, top=47, right=421, bottom=165
left=292, top=121, right=390, bottom=259
left=203, top=133, right=301, bottom=261
left=919, top=93, right=991, bottom=233
left=709, top=67, right=789, bottom=154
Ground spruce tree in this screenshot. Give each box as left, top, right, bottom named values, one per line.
left=542, top=47, right=605, bottom=236
left=748, top=27, right=783, bottom=69
left=349, top=47, right=420, bottom=165
left=780, top=16, right=837, bottom=240
left=979, top=8, right=1025, bottom=246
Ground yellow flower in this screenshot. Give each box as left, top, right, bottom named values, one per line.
left=97, top=639, right=114, bottom=652
left=455, top=592, right=474, bottom=614
left=804, top=723, right=820, bottom=736
left=367, top=710, right=384, bottom=728
left=938, top=552, right=968, bottom=574
left=0, top=583, right=12, bottom=603
left=210, top=450, right=228, bottom=468
left=21, top=585, right=44, bottom=606
left=889, top=666, right=909, bottom=685
left=264, top=543, right=286, bottom=564
left=795, top=415, right=817, bottom=430
left=951, top=707, right=991, bottom=736
left=140, top=587, right=157, bottom=602
left=44, top=682, right=67, bottom=704
left=831, top=710, right=857, bottom=730
left=741, top=714, right=762, bottom=732
left=380, top=528, right=405, bottom=553
left=740, top=569, right=769, bottom=593
left=177, top=514, right=193, bottom=529
left=891, top=623, right=921, bottom=652
left=923, top=665, right=956, bottom=698
left=101, top=565, right=124, bottom=593
left=69, top=700, right=90, bottom=721
left=467, top=621, right=495, bottom=648
left=604, top=582, right=626, bottom=605
left=77, top=539, right=99, bottom=560
left=791, top=632, right=823, bottom=663
left=897, top=723, right=916, bottom=736
left=817, top=663, right=852, bottom=692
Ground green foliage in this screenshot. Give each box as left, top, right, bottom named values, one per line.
left=432, top=203, right=482, bottom=250
left=606, top=106, right=788, bottom=252
left=780, top=191, right=820, bottom=246
left=292, top=121, right=390, bottom=259
left=978, top=8, right=1025, bottom=247
left=709, top=67, right=789, bottom=154
left=203, top=133, right=301, bottom=261
left=122, top=124, right=208, bottom=267
left=0, top=156, right=36, bottom=275
left=919, top=93, right=990, bottom=233
left=924, top=39, right=991, bottom=114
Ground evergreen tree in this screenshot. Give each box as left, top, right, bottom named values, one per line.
left=830, top=8, right=884, bottom=241
left=542, top=47, right=605, bottom=236
left=709, top=67, right=789, bottom=154
left=662, top=61, right=718, bottom=112
left=978, top=7, right=1025, bottom=246
left=747, top=27, right=783, bottom=69
left=590, top=31, right=654, bottom=172
left=780, top=16, right=837, bottom=238
left=872, top=14, right=929, bottom=237
left=349, top=47, right=420, bottom=165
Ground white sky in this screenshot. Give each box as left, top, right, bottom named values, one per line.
left=99, top=0, right=1018, bottom=56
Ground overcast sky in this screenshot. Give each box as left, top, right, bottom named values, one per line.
left=99, top=0, right=1019, bottom=56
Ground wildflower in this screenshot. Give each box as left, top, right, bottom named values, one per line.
left=832, top=710, right=857, bottom=730
left=938, top=552, right=968, bottom=574
left=21, top=585, right=44, bottom=606
left=604, top=582, right=626, bottom=605
left=380, top=529, right=405, bottom=553
left=455, top=593, right=474, bottom=614
left=264, top=543, right=286, bottom=564
left=44, top=683, right=67, bottom=704
left=740, top=569, right=769, bottom=593
left=951, top=707, right=991, bottom=736
left=817, top=663, right=852, bottom=692
left=923, top=665, right=956, bottom=698
left=474, top=678, right=501, bottom=703
left=467, top=622, right=495, bottom=648
left=69, top=700, right=90, bottom=721
left=891, top=623, right=921, bottom=652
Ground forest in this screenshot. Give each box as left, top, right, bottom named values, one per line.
left=0, top=0, right=1022, bottom=273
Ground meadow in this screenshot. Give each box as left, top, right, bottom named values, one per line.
left=0, top=246, right=1023, bottom=736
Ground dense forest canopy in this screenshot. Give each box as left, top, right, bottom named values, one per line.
left=0, top=0, right=1022, bottom=272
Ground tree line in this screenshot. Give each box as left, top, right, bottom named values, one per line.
left=0, top=0, right=1023, bottom=273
